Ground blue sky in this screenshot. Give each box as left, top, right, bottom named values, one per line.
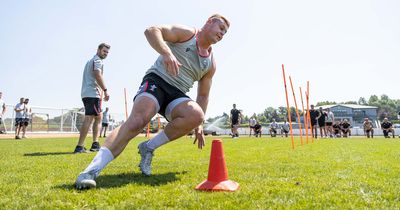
left=1, top=0, right=399, bottom=120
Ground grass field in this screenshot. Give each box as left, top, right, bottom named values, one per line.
left=1, top=135, right=400, bottom=209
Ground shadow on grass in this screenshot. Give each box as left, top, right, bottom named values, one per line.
left=24, top=152, right=74, bottom=156
left=54, top=171, right=187, bottom=190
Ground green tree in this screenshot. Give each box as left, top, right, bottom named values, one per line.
left=358, top=97, right=367, bottom=105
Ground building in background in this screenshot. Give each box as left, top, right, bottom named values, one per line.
left=315, top=104, right=378, bottom=127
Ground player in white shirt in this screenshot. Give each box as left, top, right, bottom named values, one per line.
left=21, top=98, right=32, bottom=138
left=0, top=92, right=6, bottom=134
left=99, top=107, right=110, bottom=138
left=14, top=98, right=25, bottom=139
left=269, top=118, right=278, bottom=137
left=249, top=116, right=256, bottom=137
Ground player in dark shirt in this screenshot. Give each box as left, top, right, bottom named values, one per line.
left=341, top=119, right=351, bottom=138
left=381, top=118, right=395, bottom=138
left=253, top=123, right=262, bottom=138
left=309, top=105, right=320, bottom=138
left=230, top=104, right=242, bottom=138
left=332, top=121, right=341, bottom=138
left=317, top=107, right=327, bottom=138
left=363, top=118, right=374, bottom=138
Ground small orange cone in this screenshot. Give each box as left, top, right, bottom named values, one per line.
left=195, top=139, right=239, bottom=191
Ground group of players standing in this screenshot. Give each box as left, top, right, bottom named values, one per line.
left=309, top=105, right=351, bottom=138
left=14, top=97, right=32, bottom=139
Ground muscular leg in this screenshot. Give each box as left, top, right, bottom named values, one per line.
left=99, top=126, right=104, bottom=137
left=103, top=126, right=108, bottom=137
left=77, top=116, right=94, bottom=146
left=92, top=115, right=101, bottom=142
left=104, top=97, right=157, bottom=157
left=163, top=100, right=204, bottom=141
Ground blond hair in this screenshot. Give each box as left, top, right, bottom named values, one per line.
left=208, top=14, right=230, bottom=27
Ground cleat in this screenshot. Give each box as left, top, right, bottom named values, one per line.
left=75, top=172, right=96, bottom=190
left=89, top=142, right=100, bottom=152
left=74, top=145, right=87, bottom=154
left=137, top=141, right=154, bottom=176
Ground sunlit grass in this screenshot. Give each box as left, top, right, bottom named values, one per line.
left=1, top=136, right=400, bottom=209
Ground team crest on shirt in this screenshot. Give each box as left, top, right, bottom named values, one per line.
left=150, top=84, right=157, bottom=91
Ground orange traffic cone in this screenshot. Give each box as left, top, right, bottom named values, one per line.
left=195, top=139, right=239, bottom=191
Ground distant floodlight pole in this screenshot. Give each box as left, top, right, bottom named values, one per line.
left=124, top=88, right=128, bottom=120
left=289, top=76, right=303, bottom=145
left=300, top=87, right=309, bottom=144
left=281, top=64, right=295, bottom=149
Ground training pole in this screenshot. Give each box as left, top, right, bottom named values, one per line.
left=146, top=123, right=150, bottom=138
left=124, top=88, right=128, bottom=120
left=281, top=64, right=295, bottom=149
left=306, top=81, right=314, bottom=143
left=289, top=76, right=303, bottom=145
left=300, top=87, right=309, bottom=144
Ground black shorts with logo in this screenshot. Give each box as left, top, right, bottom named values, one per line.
left=82, top=97, right=101, bottom=116
left=23, top=118, right=30, bottom=126
left=134, top=73, right=190, bottom=118
left=15, top=118, right=24, bottom=126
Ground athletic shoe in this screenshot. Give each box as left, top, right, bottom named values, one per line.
left=138, top=141, right=154, bottom=176
left=74, top=145, right=87, bottom=153
left=89, top=142, right=100, bottom=152
left=75, top=171, right=96, bottom=190
left=15, top=136, right=21, bottom=140
left=22, top=135, right=28, bottom=138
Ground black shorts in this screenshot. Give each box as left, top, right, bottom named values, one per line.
left=318, top=120, right=325, bottom=127
left=82, top=97, right=102, bottom=116
left=0, top=118, right=2, bottom=125
left=325, top=122, right=333, bottom=126
left=310, top=120, right=317, bottom=126
left=15, top=118, right=24, bottom=126
left=102, top=122, right=109, bottom=127
left=23, top=118, right=30, bottom=126
left=231, top=120, right=239, bottom=128
left=134, top=73, right=190, bottom=120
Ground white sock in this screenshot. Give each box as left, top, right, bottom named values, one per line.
left=146, top=131, right=170, bottom=150
left=82, top=147, right=114, bottom=177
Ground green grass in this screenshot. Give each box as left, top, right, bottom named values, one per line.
left=1, top=136, right=400, bottom=209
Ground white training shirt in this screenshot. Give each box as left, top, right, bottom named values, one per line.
left=326, top=111, right=334, bottom=122
left=23, top=104, right=32, bottom=119
left=0, top=99, right=4, bottom=118
left=81, top=55, right=104, bottom=98
left=249, top=118, right=256, bottom=126
left=15, top=103, right=25, bottom=118
left=102, top=110, right=109, bottom=123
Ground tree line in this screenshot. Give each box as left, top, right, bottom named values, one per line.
left=207, top=94, right=400, bottom=126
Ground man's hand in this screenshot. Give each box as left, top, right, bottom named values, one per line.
left=103, top=91, right=110, bottom=101
left=162, top=53, right=182, bottom=76
left=193, top=125, right=205, bottom=149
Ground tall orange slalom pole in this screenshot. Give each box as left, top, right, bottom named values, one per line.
left=289, top=76, right=303, bottom=145
left=124, top=88, right=128, bottom=120
left=306, top=81, right=314, bottom=143
left=281, top=64, right=294, bottom=149
left=300, top=87, right=309, bottom=144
